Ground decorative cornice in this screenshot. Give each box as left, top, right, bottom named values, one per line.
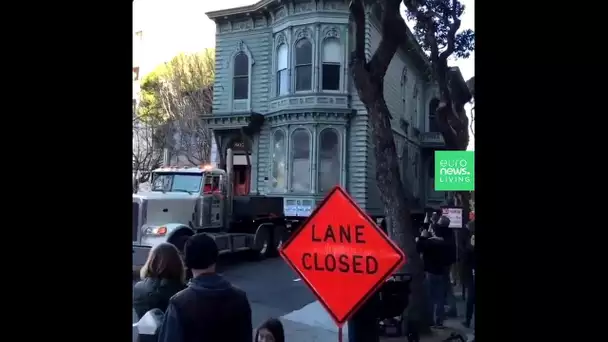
left=202, top=114, right=252, bottom=129
left=322, top=26, right=340, bottom=40
left=206, top=0, right=276, bottom=20
left=266, top=111, right=353, bottom=126
left=275, top=31, right=287, bottom=46
left=269, top=94, right=349, bottom=112
left=225, top=41, right=255, bottom=68
left=294, top=27, right=313, bottom=41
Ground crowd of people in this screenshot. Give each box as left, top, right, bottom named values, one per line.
left=132, top=233, right=284, bottom=342
left=415, top=211, right=476, bottom=332
left=132, top=212, right=475, bottom=342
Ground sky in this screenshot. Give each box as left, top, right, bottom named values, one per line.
left=133, top=0, right=475, bottom=149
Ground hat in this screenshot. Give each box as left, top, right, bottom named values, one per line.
left=184, top=233, right=219, bottom=270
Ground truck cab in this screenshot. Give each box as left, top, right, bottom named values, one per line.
left=133, top=149, right=288, bottom=270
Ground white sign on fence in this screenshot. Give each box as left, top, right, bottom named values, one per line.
left=441, top=207, right=463, bottom=228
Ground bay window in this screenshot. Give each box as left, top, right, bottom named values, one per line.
left=271, top=130, right=287, bottom=191
left=321, top=38, right=341, bottom=91
left=318, top=129, right=340, bottom=192
left=290, top=128, right=311, bottom=191
left=294, top=39, right=312, bottom=91
left=276, top=44, right=289, bottom=96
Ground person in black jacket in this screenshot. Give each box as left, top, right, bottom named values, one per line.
left=158, top=233, right=253, bottom=342
left=463, top=221, right=476, bottom=328
left=416, top=216, right=455, bottom=327
left=133, top=243, right=187, bottom=319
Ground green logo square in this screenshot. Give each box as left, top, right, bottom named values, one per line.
left=434, top=151, right=475, bottom=191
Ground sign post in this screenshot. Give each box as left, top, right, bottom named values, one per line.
left=279, top=186, right=406, bottom=341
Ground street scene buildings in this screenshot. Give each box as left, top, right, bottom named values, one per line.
left=132, top=0, right=475, bottom=341
left=205, top=0, right=470, bottom=217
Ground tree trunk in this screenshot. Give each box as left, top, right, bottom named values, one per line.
left=351, top=60, right=431, bottom=333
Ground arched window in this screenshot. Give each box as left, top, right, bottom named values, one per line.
left=295, top=39, right=312, bottom=91
left=402, top=143, right=409, bottom=185
left=322, top=38, right=341, bottom=90
left=428, top=98, right=440, bottom=132
left=401, top=68, right=408, bottom=114
left=290, top=129, right=311, bottom=191
left=276, top=44, right=289, bottom=96
left=233, top=53, right=249, bottom=100
left=318, top=129, right=340, bottom=192
left=271, top=130, right=287, bottom=191
left=412, top=83, right=419, bottom=127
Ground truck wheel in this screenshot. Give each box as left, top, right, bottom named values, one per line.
left=272, top=225, right=287, bottom=256
left=250, top=225, right=273, bottom=260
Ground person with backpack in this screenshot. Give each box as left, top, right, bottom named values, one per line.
left=416, top=215, right=456, bottom=327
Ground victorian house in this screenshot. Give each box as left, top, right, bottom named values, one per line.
left=204, top=0, right=469, bottom=217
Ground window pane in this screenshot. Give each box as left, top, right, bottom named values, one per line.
left=277, top=44, right=288, bottom=70
left=322, top=64, right=340, bottom=90
left=295, top=40, right=312, bottom=65
left=318, top=129, right=340, bottom=192
left=271, top=130, right=286, bottom=190
left=322, top=38, right=341, bottom=63
left=234, top=53, right=249, bottom=77
left=295, top=65, right=312, bottom=91
left=428, top=98, right=440, bottom=132
left=402, top=144, right=409, bottom=184
left=290, top=129, right=311, bottom=192
left=233, top=77, right=248, bottom=100
left=277, top=69, right=289, bottom=95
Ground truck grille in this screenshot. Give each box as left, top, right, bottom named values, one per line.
left=133, top=202, right=139, bottom=242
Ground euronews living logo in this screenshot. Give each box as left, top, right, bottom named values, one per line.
left=434, top=151, right=475, bottom=191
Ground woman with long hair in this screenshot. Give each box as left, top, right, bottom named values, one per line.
left=255, top=318, right=285, bottom=342
left=133, top=243, right=187, bottom=319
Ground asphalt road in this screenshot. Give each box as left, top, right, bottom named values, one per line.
left=132, top=254, right=315, bottom=329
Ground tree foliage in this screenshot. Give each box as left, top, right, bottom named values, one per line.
left=136, top=49, right=215, bottom=165
left=467, top=75, right=475, bottom=137
left=348, top=0, right=475, bottom=332
left=403, top=0, right=475, bottom=150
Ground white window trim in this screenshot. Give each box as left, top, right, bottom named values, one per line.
left=316, top=127, right=342, bottom=193
left=288, top=126, right=313, bottom=193
left=276, top=43, right=290, bottom=97
left=226, top=41, right=254, bottom=112
left=320, top=37, right=343, bottom=93
left=269, top=128, right=288, bottom=193
left=401, top=66, right=408, bottom=122
left=272, top=32, right=290, bottom=98
left=292, top=32, right=315, bottom=94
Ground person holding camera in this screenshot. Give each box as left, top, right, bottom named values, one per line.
left=416, top=216, right=456, bottom=327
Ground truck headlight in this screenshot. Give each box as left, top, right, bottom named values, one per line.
left=144, top=226, right=167, bottom=236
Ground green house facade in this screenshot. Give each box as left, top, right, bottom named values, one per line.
left=205, top=0, right=464, bottom=217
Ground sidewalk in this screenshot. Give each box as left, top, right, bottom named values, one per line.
left=272, top=316, right=473, bottom=342
left=383, top=297, right=474, bottom=342
left=272, top=294, right=473, bottom=342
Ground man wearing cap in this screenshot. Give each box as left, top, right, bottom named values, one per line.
left=158, top=233, right=253, bottom=342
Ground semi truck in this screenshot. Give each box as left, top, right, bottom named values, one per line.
left=132, top=148, right=298, bottom=269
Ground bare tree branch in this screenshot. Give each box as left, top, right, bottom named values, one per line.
left=132, top=116, right=164, bottom=191
left=153, top=50, right=215, bottom=165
